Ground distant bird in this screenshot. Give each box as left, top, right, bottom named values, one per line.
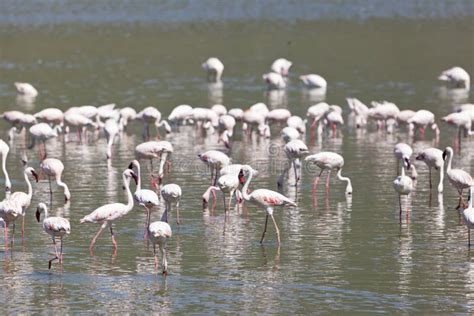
left=407, top=110, right=440, bottom=138
left=266, top=109, right=292, bottom=125
left=64, top=112, right=96, bottom=141
left=10, top=167, right=38, bottom=240
left=286, top=115, right=306, bottom=134
left=368, top=101, right=400, bottom=130
left=393, top=143, right=417, bottom=179
left=119, top=107, right=137, bottom=131
left=307, top=102, right=330, bottom=136
left=28, top=123, right=60, bottom=159
left=305, top=152, right=353, bottom=195
left=147, top=221, right=172, bottom=276
left=462, top=186, right=474, bottom=248
left=239, top=168, right=296, bottom=245
left=128, top=160, right=159, bottom=236
left=80, top=169, right=138, bottom=253
left=0, top=139, right=12, bottom=193
left=278, top=139, right=309, bottom=188
left=325, top=106, right=344, bottom=135
left=202, top=173, right=243, bottom=213
left=135, top=141, right=174, bottom=186
left=136, top=107, right=171, bottom=140
left=299, top=74, right=327, bottom=89
left=271, top=58, right=292, bottom=76
left=161, top=184, right=182, bottom=224
left=0, top=199, right=22, bottom=248
left=441, top=111, right=474, bottom=148
left=14, top=82, right=38, bottom=97
left=263, top=72, right=286, bottom=90
left=104, top=119, right=120, bottom=159
left=416, top=148, right=444, bottom=193
left=168, top=104, right=193, bottom=128
left=202, top=57, right=224, bottom=82
left=438, top=66, right=470, bottom=90
left=218, top=114, right=236, bottom=148
left=281, top=126, right=301, bottom=143
left=34, top=108, right=64, bottom=126
left=36, top=203, right=71, bottom=269
left=393, top=157, right=414, bottom=220
left=443, top=147, right=474, bottom=210
left=198, top=150, right=231, bottom=185
left=40, top=158, right=71, bottom=202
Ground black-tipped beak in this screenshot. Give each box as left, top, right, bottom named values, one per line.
left=202, top=199, right=208, bottom=209
left=128, top=162, right=134, bottom=169
left=32, top=170, right=39, bottom=182
left=131, top=172, right=138, bottom=185
left=35, top=209, right=41, bottom=222
left=442, top=150, right=447, bottom=160
left=405, top=158, right=411, bottom=170
left=415, top=154, right=422, bottom=160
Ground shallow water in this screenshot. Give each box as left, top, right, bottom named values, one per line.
left=0, top=1, right=474, bottom=313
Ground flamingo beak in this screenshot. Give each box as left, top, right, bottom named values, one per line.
left=128, top=162, right=134, bottom=169
left=32, top=170, right=39, bottom=182
left=442, top=150, right=447, bottom=160
left=202, top=198, right=208, bottom=209
left=35, top=208, right=41, bottom=222
left=131, top=172, right=138, bottom=185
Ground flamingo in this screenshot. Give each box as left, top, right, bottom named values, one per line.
left=242, top=110, right=266, bottom=137
left=80, top=169, right=138, bottom=253
left=281, top=126, right=301, bottom=143
left=135, top=141, right=174, bottom=186
left=263, top=72, right=286, bottom=90
left=299, top=74, right=327, bottom=89
left=128, top=160, right=159, bottom=236
left=147, top=221, right=172, bottom=276
left=228, top=108, right=244, bottom=121
left=325, top=106, right=344, bottom=135
left=198, top=150, right=231, bottom=185
left=462, top=186, right=474, bottom=248
left=397, top=110, right=416, bottom=127
left=442, top=146, right=474, bottom=210
left=14, top=82, right=38, bottom=97
left=35, top=203, right=71, bottom=269
left=307, top=102, right=330, bottom=136
left=407, top=110, right=440, bottom=138
left=97, top=103, right=118, bottom=122
left=119, top=107, right=137, bottom=131
left=34, top=108, right=64, bottom=126
left=202, top=57, right=224, bottom=82
left=238, top=168, right=296, bottom=245
left=0, top=199, right=22, bottom=248
left=415, top=148, right=444, bottom=193
left=104, top=119, right=119, bottom=159
left=1, top=111, right=37, bottom=139
left=10, top=167, right=38, bottom=240
left=0, top=139, right=12, bottom=193
left=136, top=107, right=171, bottom=140
left=218, top=114, right=236, bottom=148
left=266, top=109, right=292, bottom=125
left=438, top=66, right=470, bottom=90
left=441, top=111, right=474, bottom=148
left=368, top=101, right=400, bottom=130
left=160, top=184, right=182, bottom=224
left=305, top=152, right=353, bottom=195
left=278, top=139, right=309, bottom=188
left=287, top=115, right=306, bottom=134
left=64, top=111, right=97, bottom=142
left=271, top=58, right=292, bottom=76
left=211, top=104, right=227, bottom=116
left=393, top=157, right=414, bottom=221
left=393, top=143, right=417, bottom=179
left=40, top=158, right=71, bottom=202
left=202, top=173, right=243, bottom=213
left=168, top=104, right=193, bottom=128
left=28, top=123, right=60, bottom=159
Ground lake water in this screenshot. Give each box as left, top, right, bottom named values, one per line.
left=0, top=1, right=473, bottom=313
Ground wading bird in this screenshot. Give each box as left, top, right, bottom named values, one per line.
left=160, top=184, right=182, bottom=224
left=147, top=220, right=172, bottom=276
left=393, top=158, right=413, bottom=221
left=10, top=167, right=38, bottom=240
left=305, top=152, right=353, bottom=195
left=462, top=186, right=474, bottom=248
left=40, top=158, right=71, bottom=202
left=416, top=148, right=444, bottom=193
left=443, top=146, right=474, bottom=210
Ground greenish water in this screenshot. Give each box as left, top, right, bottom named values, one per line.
left=0, top=1, right=473, bottom=313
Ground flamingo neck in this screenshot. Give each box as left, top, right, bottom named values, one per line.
left=336, top=169, right=352, bottom=194
left=41, top=205, right=49, bottom=219
left=56, top=176, right=71, bottom=200
left=438, top=164, right=444, bottom=193
left=135, top=161, right=142, bottom=191
left=24, top=170, right=33, bottom=201
left=446, top=150, right=453, bottom=173
left=1, top=147, right=11, bottom=192
left=468, top=186, right=473, bottom=209
left=202, top=186, right=219, bottom=202
left=158, top=152, right=168, bottom=177
left=123, top=174, right=134, bottom=213
left=242, top=171, right=253, bottom=201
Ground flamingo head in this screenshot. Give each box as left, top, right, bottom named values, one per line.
left=26, top=167, right=39, bottom=182
left=404, top=157, right=411, bottom=170
left=123, top=169, right=138, bottom=185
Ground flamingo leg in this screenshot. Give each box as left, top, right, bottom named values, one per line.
left=260, top=214, right=269, bottom=244
left=21, top=215, right=25, bottom=241
left=49, top=238, right=59, bottom=270
left=153, top=243, right=158, bottom=270
left=228, top=192, right=233, bottom=213
left=293, top=160, right=299, bottom=186
left=325, top=170, right=331, bottom=193
left=469, top=228, right=471, bottom=249
left=223, top=193, right=227, bottom=214
left=398, top=195, right=402, bottom=223
left=270, top=214, right=281, bottom=245
left=429, top=168, right=432, bottom=190
left=161, top=205, right=169, bottom=223
left=4, top=225, right=8, bottom=249
left=144, top=206, right=150, bottom=239
left=110, top=224, right=117, bottom=250
left=60, top=237, right=64, bottom=263
left=11, top=222, right=15, bottom=248
left=210, top=168, right=215, bottom=186
left=89, top=223, right=106, bottom=254
left=312, top=169, right=324, bottom=193
left=176, top=201, right=180, bottom=225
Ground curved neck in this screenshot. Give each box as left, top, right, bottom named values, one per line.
left=203, top=186, right=220, bottom=202
left=337, top=169, right=352, bottom=194
left=24, top=170, right=33, bottom=200
left=42, top=206, right=49, bottom=219
left=400, top=164, right=406, bottom=177
left=438, top=164, right=444, bottom=193
left=242, top=171, right=253, bottom=201
left=135, top=162, right=142, bottom=191
left=56, top=176, right=71, bottom=200
left=1, top=147, right=11, bottom=191
left=446, top=151, right=453, bottom=173
left=469, top=186, right=474, bottom=209
left=123, top=174, right=134, bottom=212
left=158, top=152, right=168, bottom=177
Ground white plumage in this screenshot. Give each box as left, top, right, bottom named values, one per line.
left=262, top=72, right=286, bottom=90
left=305, top=152, right=353, bottom=195
left=270, top=58, right=292, bottom=76
left=278, top=139, right=309, bottom=187
left=415, top=148, right=444, bottom=193
left=40, top=158, right=71, bottom=201
left=462, top=186, right=474, bottom=248
left=198, top=150, right=231, bottom=185
left=14, top=82, right=38, bottom=97
left=0, top=139, right=12, bottom=193
left=393, top=158, right=413, bottom=219
left=393, top=143, right=417, bottom=179
left=202, top=57, right=224, bottom=82
left=299, top=74, right=327, bottom=89
left=34, top=108, right=64, bottom=125
left=438, top=66, right=470, bottom=90
left=443, top=146, right=474, bottom=210
left=148, top=221, right=172, bottom=276
left=161, top=184, right=182, bottom=224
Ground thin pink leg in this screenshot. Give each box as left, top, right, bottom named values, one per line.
left=110, top=224, right=117, bottom=250
left=89, top=224, right=106, bottom=255
left=325, top=170, right=331, bottom=193
left=21, top=216, right=25, bottom=241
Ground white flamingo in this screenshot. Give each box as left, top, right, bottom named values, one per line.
left=287, top=115, right=306, bottom=134
left=307, top=102, right=330, bottom=136
left=128, top=160, right=159, bottom=236
left=263, top=72, right=286, bottom=90
left=281, top=126, right=301, bottom=143
left=0, top=199, right=22, bottom=248
left=305, top=152, right=353, bottom=195
left=438, top=66, right=470, bottom=90
left=198, top=150, right=231, bottom=185
left=40, top=158, right=71, bottom=202
left=443, top=146, right=474, bottom=209
left=64, top=112, right=96, bottom=142
left=28, top=123, right=60, bottom=159
left=160, top=184, right=182, bottom=224
left=0, top=139, right=12, bottom=193
left=80, top=169, right=138, bottom=253
left=271, top=58, right=292, bottom=76
left=136, top=107, right=171, bottom=140
left=368, top=101, right=400, bottom=130
left=34, top=108, right=64, bottom=126
left=168, top=104, right=193, bottom=128
left=202, top=173, right=242, bottom=213
left=393, top=158, right=414, bottom=220
left=135, top=141, right=174, bottom=185
left=415, top=148, right=444, bottom=193
left=147, top=221, right=172, bottom=276
left=14, top=82, right=38, bottom=97
left=104, top=119, right=119, bottom=159
left=462, top=186, right=474, bottom=248
left=266, top=109, right=292, bottom=124
left=393, top=143, right=417, bottom=179
left=228, top=108, right=244, bottom=121
left=10, top=167, right=38, bottom=240
left=218, top=114, right=236, bottom=148
left=202, top=57, right=224, bottom=82
left=407, top=110, right=440, bottom=138
left=119, top=107, right=137, bottom=131
left=299, top=74, right=327, bottom=89
left=278, top=139, right=309, bottom=188
left=35, top=203, right=71, bottom=269
left=242, top=110, right=267, bottom=137
left=239, top=168, right=296, bottom=245
left=441, top=111, right=474, bottom=147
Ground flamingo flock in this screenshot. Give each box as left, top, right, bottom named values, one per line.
left=0, top=58, right=473, bottom=279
